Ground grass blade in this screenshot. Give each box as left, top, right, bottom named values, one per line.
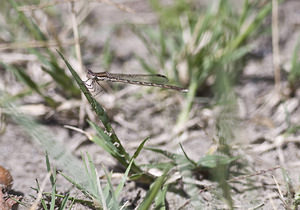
left=1, top=62, right=57, bottom=107
left=154, top=185, right=168, bottom=210
left=58, top=193, right=70, bottom=210
left=137, top=167, right=170, bottom=210
left=57, top=50, right=155, bottom=184
left=132, top=137, right=149, bottom=159
left=115, top=158, right=134, bottom=199
left=56, top=50, right=117, bottom=137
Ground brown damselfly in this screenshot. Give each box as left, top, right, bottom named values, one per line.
left=85, top=69, right=188, bottom=93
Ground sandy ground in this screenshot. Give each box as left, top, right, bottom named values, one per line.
left=1, top=0, right=300, bottom=209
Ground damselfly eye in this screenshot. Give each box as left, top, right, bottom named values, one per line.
left=87, top=69, right=96, bottom=79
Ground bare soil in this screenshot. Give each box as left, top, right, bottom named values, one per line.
left=1, top=0, right=300, bottom=209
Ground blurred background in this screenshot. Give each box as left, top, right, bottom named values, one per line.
left=0, top=0, right=300, bottom=209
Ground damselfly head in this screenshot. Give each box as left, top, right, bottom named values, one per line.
left=87, top=69, right=97, bottom=79
left=84, top=70, right=101, bottom=95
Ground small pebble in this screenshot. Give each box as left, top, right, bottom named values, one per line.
left=0, top=166, right=13, bottom=190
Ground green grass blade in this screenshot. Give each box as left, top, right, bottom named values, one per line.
left=145, top=147, right=179, bottom=161
left=45, top=154, right=57, bottom=210
left=137, top=167, right=170, bottom=210
left=41, top=199, right=48, bottom=210
left=88, top=121, right=130, bottom=164
left=133, top=137, right=149, bottom=159
left=154, top=185, right=168, bottom=210
left=159, top=27, right=167, bottom=68
left=288, top=34, right=300, bottom=86
left=3, top=63, right=41, bottom=94
left=228, top=2, right=271, bottom=51
left=102, top=168, right=119, bottom=210
left=1, top=62, right=57, bottom=107
left=115, top=158, right=134, bottom=199
left=179, top=143, right=197, bottom=166
left=40, top=65, right=80, bottom=97
left=238, top=0, right=250, bottom=28
left=59, top=172, right=94, bottom=199
left=8, top=0, right=46, bottom=41
left=88, top=121, right=153, bottom=183
left=176, top=79, right=199, bottom=125
left=56, top=50, right=117, bottom=138
left=96, top=172, right=107, bottom=210
left=85, top=153, right=104, bottom=206
left=58, top=193, right=70, bottom=210
left=34, top=180, right=48, bottom=210
left=197, top=154, right=237, bottom=168
left=102, top=38, right=114, bottom=70
left=50, top=179, right=57, bottom=210
left=114, top=137, right=149, bottom=199
left=140, top=162, right=175, bottom=171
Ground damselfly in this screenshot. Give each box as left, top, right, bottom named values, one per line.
left=85, top=69, right=188, bottom=93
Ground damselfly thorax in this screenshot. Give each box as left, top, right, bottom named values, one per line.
left=85, top=69, right=188, bottom=94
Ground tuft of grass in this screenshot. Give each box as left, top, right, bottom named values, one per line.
left=2, top=0, right=81, bottom=106
left=45, top=153, right=58, bottom=210
left=0, top=62, right=57, bottom=107
left=30, top=154, right=71, bottom=210
left=58, top=50, right=155, bottom=184
left=145, top=144, right=238, bottom=208
left=149, top=0, right=197, bottom=29
left=1, top=91, right=153, bottom=209
left=0, top=93, right=99, bottom=207
left=133, top=0, right=272, bottom=127
left=129, top=4, right=273, bottom=206
left=29, top=152, right=135, bottom=209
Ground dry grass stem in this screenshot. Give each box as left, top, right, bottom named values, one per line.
left=69, top=2, right=87, bottom=126
left=18, top=0, right=134, bottom=13
left=268, top=193, right=278, bottom=210
left=0, top=39, right=77, bottom=51
left=64, top=125, right=93, bottom=140
left=272, top=175, right=289, bottom=208
left=228, top=166, right=281, bottom=182
left=196, top=166, right=281, bottom=196
left=70, top=2, right=83, bottom=73
left=29, top=172, right=51, bottom=210
left=17, top=0, right=76, bottom=11
left=272, top=0, right=281, bottom=92
left=100, top=0, right=134, bottom=13
left=253, top=135, right=300, bottom=154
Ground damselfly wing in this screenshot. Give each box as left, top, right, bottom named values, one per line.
left=85, top=69, right=188, bottom=93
